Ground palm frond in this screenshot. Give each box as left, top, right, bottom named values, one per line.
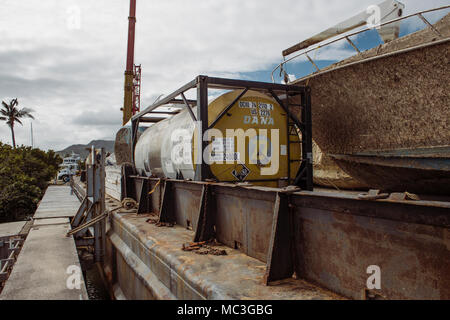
left=18, top=108, right=35, bottom=119
left=0, top=99, right=35, bottom=137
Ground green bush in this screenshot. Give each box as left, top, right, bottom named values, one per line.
left=0, top=142, right=62, bottom=222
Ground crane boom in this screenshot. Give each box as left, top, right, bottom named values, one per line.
left=122, top=0, right=137, bottom=125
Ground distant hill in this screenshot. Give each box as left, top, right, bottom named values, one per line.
left=57, top=140, right=114, bottom=159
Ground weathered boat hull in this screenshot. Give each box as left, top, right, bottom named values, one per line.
left=313, top=141, right=368, bottom=190
left=331, top=147, right=450, bottom=195
left=293, top=14, right=450, bottom=194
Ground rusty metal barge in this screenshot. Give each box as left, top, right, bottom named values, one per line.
left=71, top=156, right=450, bottom=300
left=69, top=75, right=450, bottom=300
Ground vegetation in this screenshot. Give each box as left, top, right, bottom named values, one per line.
left=0, top=142, right=62, bottom=222
left=0, top=98, right=34, bottom=148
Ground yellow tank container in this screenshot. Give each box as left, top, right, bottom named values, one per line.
left=134, top=90, right=301, bottom=187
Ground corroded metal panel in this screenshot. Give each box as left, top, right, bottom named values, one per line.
left=99, top=177, right=449, bottom=300
left=293, top=207, right=449, bottom=299
left=290, top=193, right=450, bottom=299
left=214, top=186, right=276, bottom=262
left=171, top=181, right=203, bottom=230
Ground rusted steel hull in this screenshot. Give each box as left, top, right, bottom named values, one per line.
left=293, top=14, right=450, bottom=194
left=98, top=177, right=450, bottom=300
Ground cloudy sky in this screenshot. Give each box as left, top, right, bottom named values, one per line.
left=0, top=0, right=448, bottom=151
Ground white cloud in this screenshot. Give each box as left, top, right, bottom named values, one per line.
left=0, top=0, right=447, bottom=150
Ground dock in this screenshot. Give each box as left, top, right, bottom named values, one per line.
left=0, top=221, right=29, bottom=286
left=0, top=185, right=88, bottom=300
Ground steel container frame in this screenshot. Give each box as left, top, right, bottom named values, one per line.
left=130, top=75, right=313, bottom=189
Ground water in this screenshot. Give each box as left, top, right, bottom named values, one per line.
left=84, top=267, right=111, bottom=300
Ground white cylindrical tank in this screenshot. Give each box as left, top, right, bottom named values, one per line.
left=134, top=90, right=302, bottom=187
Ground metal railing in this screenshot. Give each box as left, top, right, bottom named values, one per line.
left=0, top=238, right=22, bottom=282
left=271, top=5, right=450, bottom=83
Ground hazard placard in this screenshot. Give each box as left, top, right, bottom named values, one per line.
left=232, top=164, right=250, bottom=182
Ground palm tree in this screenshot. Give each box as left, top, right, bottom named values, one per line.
left=0, top=98, right=34, bottom=148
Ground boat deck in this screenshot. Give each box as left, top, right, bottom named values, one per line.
left=108, top=206, right=344, bottom=300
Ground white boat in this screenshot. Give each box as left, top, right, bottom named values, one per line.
left=57, top=152, right=81, bottom=182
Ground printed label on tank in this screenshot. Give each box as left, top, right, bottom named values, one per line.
left=258, top=103, right=274, bottom=111
left=259, top=109, right=271, bottom=117
left=210, top=137, right=239, bottom=162
left=212, top=137, right=234, bottom=153
left=243, top=116, right=274, bottom=125
left=210, top=152, right=240, bottom=162
left=232, top=164, right=251, bottom=181
left=258, top=103, right=273, bottom=117
left=239, top=101, right=257, bottom=109
left=240, top=102, right=275, bottom=125
left=280, top=145, right=287, bottom=156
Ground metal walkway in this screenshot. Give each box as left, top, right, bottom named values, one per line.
left=0, top=185, right=88, bottom=300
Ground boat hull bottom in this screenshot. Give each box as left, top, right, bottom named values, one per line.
left=331, top=152, right=450, bottom=195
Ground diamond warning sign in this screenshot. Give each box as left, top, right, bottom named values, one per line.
left=231, top=164, right=250, bottom=182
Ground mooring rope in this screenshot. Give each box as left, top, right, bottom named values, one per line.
left=148, top=179, right=161, bottom=195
